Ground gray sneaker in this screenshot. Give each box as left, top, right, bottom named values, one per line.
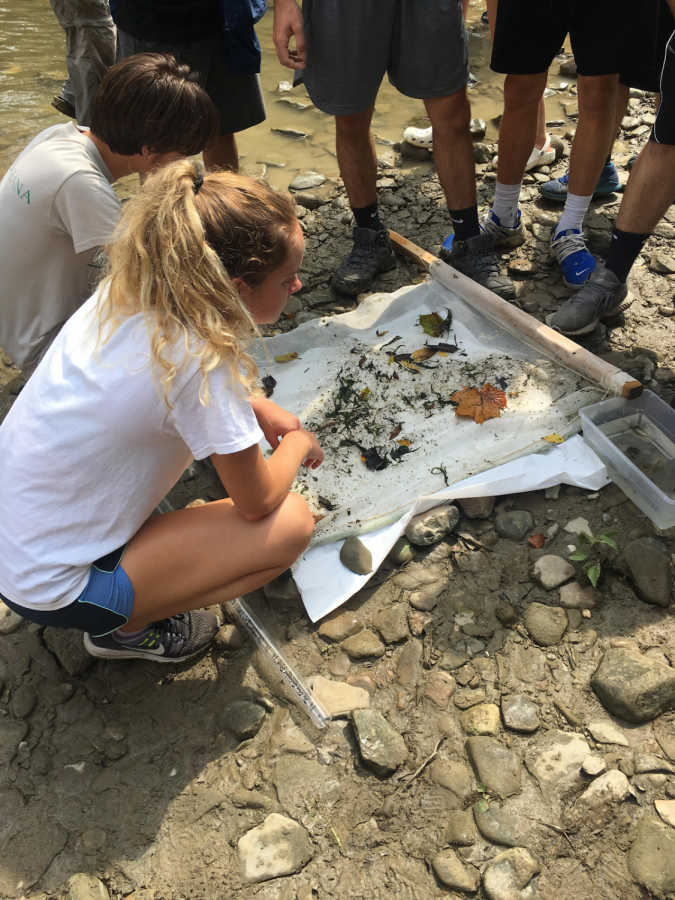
left=333, top=227, right=396, bottom=294
left=546, top=266, right=633, bottom=335
left=84, top=610, right=219, bottom=662
left=440, top=232, right=516, bottom=301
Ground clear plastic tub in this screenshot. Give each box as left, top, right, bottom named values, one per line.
left=580, top=390, right=675, bottom=530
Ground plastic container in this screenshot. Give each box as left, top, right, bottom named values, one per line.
left=580, top=390, right=675, bottom=529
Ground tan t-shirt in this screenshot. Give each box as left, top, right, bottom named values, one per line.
left=0, top=122, right=120, bottom=372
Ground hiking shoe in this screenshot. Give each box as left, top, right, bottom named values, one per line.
left=538, top=163, right=622, bottom=202
left=525, top=134, right=556, bottom=172
left=51, top=95, right=75, bottom=118
left=333, top=227, right=396, bottom=294
left=546, top=266, right=633, bottom=335
left=480, top=208, right=525, bottom=248
left=84, top=610, right=219, bottom=662
left=440, top=231, right=516, bottom=301
left=550, top=227, right=597, bottom=289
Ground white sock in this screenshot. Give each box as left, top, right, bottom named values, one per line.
left=555, top=192, right=592, bottom=236
left=491, top=182, right=522, bottom=228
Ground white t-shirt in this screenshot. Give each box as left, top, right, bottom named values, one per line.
left=0, top=291, right=264, bottom=610
left=0, top=122, right=121, bottom=372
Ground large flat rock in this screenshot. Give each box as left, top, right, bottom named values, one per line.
left=628, top=816, right=675, bottom=895
left=465, top=737, right=522, bottom=796
left=591, top=648, right=675, bottom=723
left=238, top=813, right=313, bottom=884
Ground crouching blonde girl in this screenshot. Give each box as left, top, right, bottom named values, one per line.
left=0, top=162, right=322, bottom=662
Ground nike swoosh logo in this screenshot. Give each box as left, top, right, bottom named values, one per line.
left=452, top=218, right=464, bottom=223
left=576, top=268, right=590, bottom=277
left=139, top=643, right=165, bottom=655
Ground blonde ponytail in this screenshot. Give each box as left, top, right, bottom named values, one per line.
left=95, top=160, right=298, bottom=405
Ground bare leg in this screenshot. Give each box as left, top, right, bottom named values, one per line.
left=535, top=95, right=547, bottom=150
left=335, top=105, right=378, bottom=208
left=496, top=72, right=549, bottom=184
left=462, top=0, right=470, bottom=18
left=613, top=82, right=630, bottom=145
left=616, top=141, right=675, bottom=233
left=567, top=74, right=619, bottom=195
left=120, top=492, right=314, bottom=630
left=203, top=134, right=239, bottom=171
left=424, top=88, right=476, bottom=209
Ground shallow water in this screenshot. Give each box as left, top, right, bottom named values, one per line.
left=0, top=0, right=514, bottom=183
left=0, top=1, right=576, bottom=186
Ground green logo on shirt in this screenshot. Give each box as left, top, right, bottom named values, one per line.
left=7, top=166, right=30, bottom=205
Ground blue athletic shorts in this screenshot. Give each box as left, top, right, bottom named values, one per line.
left=0, top=545, right=135, bottom=637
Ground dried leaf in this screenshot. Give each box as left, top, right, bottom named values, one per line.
left=528, top=533, right=546, bottom=549
left=398, top=360, right=421, bottom=374
left=376, top=330, right=389, bottom=337
left=358, top=355, right=367, bottom=369
left=411, top=347, right=437, bottom=362
left=360, top=387, right=371, bottom=399
left=312, top=513, right=325, bottom=524
left=450, top=383, right=508, bottom=425
left=274, top=351, right=299, bottom=364
left=393, top=371, right=399, bottom=380
left=438, top=351, right=448, bottom=358
left=389, top=425, right=402, bottom=440
left=543, top=434, right=565, bottom=444
left=396, top=439, right=411, bottom=447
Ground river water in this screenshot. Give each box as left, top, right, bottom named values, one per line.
left=0, top=1, right=574, bottom=187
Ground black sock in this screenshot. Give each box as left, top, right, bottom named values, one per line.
left=449, top=205, right=480, bottom=242
left=352, top=201, right=383, bottom=231
left=605, top=226, right=650, bottom=284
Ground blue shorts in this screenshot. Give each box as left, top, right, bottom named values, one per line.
left=1, top=545, right=135, bottom=637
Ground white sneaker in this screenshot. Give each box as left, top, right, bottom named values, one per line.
left=402, top=125, right=433, bottom=149
left=524, top=134, right=556, bottom=171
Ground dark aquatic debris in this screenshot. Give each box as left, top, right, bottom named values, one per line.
left=262, top=375, right=277, bottom=397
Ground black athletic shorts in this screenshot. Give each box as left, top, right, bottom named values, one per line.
left=621, top=0, right=674, bottom=91
left=652, top=21, right=675, bottom=143
left=491, top=0, right=659, bottom=77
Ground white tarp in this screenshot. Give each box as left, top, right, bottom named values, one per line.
left=257, top=279, right=609, bottom=622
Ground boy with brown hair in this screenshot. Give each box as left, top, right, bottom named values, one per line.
left=0, top=53, right=218, bottom=374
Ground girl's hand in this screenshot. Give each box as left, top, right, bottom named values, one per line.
left=303, top=431, right=324, bottom=470
left=250, top=396, right=303, bottom=449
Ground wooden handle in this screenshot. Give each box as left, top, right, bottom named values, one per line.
left=389, top=230, right=643, bottom=400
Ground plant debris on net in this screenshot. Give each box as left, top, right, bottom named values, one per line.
left=257, top=281, right=602, bottom=542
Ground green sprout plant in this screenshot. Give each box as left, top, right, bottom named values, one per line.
left=569, top=531, right=618, bottom=587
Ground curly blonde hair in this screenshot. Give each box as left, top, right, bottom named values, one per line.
left=96, top=159, right=299, bottom=404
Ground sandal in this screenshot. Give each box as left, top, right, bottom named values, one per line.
left=402, top=124, right=433, bottom=149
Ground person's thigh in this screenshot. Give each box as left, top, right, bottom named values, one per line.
left=300, top=0, right=396, bottom=116
left=205, top=51, right=266, bottom=135
left=390, top=0, right=469, bottom=99
left=620, top=0, right=673, bottom=91
left=490, top=0, right=567, bottom=75
left=120, top=494, right=312, bottom=613
left=652, top=28, right=675, bottom=144
left=116, top=29, right=212, bottom=87
left=571, top=0, right=658, bottom=77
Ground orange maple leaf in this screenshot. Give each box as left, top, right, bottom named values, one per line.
left=450, top=383, right=508, bottom=425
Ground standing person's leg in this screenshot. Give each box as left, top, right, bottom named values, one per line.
left=67, top=21, right=118, bottom=125
left=388, top=0, right=514, bottom=298
left=548, top=26, right=675, bottom=336
left=201, top=60, right=266, bottom=172
left=297, top=0, right=397, bottom=295
left=486, top=0, right=552, bottom=166
left=485, top=0, right=567, bottom=248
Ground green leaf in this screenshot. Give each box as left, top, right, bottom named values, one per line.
left=598, top=535, right=618, bottom=550
left=577, top=533, right=590, bottom=545
left=475, top=782, right=486, bottom=793
left=587, top=563, right=601, bottom=587
left=475, top=798, right=489, bottom=814
left=569, top=552, right=587, bottom=561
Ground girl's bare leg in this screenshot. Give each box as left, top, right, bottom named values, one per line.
left=120, top=492, right=314, bottom=630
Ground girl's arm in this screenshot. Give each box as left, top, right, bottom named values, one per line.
left=248, top=396, right=304, bottom=449
left=211, top=429, right=323, bottom=522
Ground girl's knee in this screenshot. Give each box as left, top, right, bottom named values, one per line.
left=281, top=492, right=315, bottom=548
